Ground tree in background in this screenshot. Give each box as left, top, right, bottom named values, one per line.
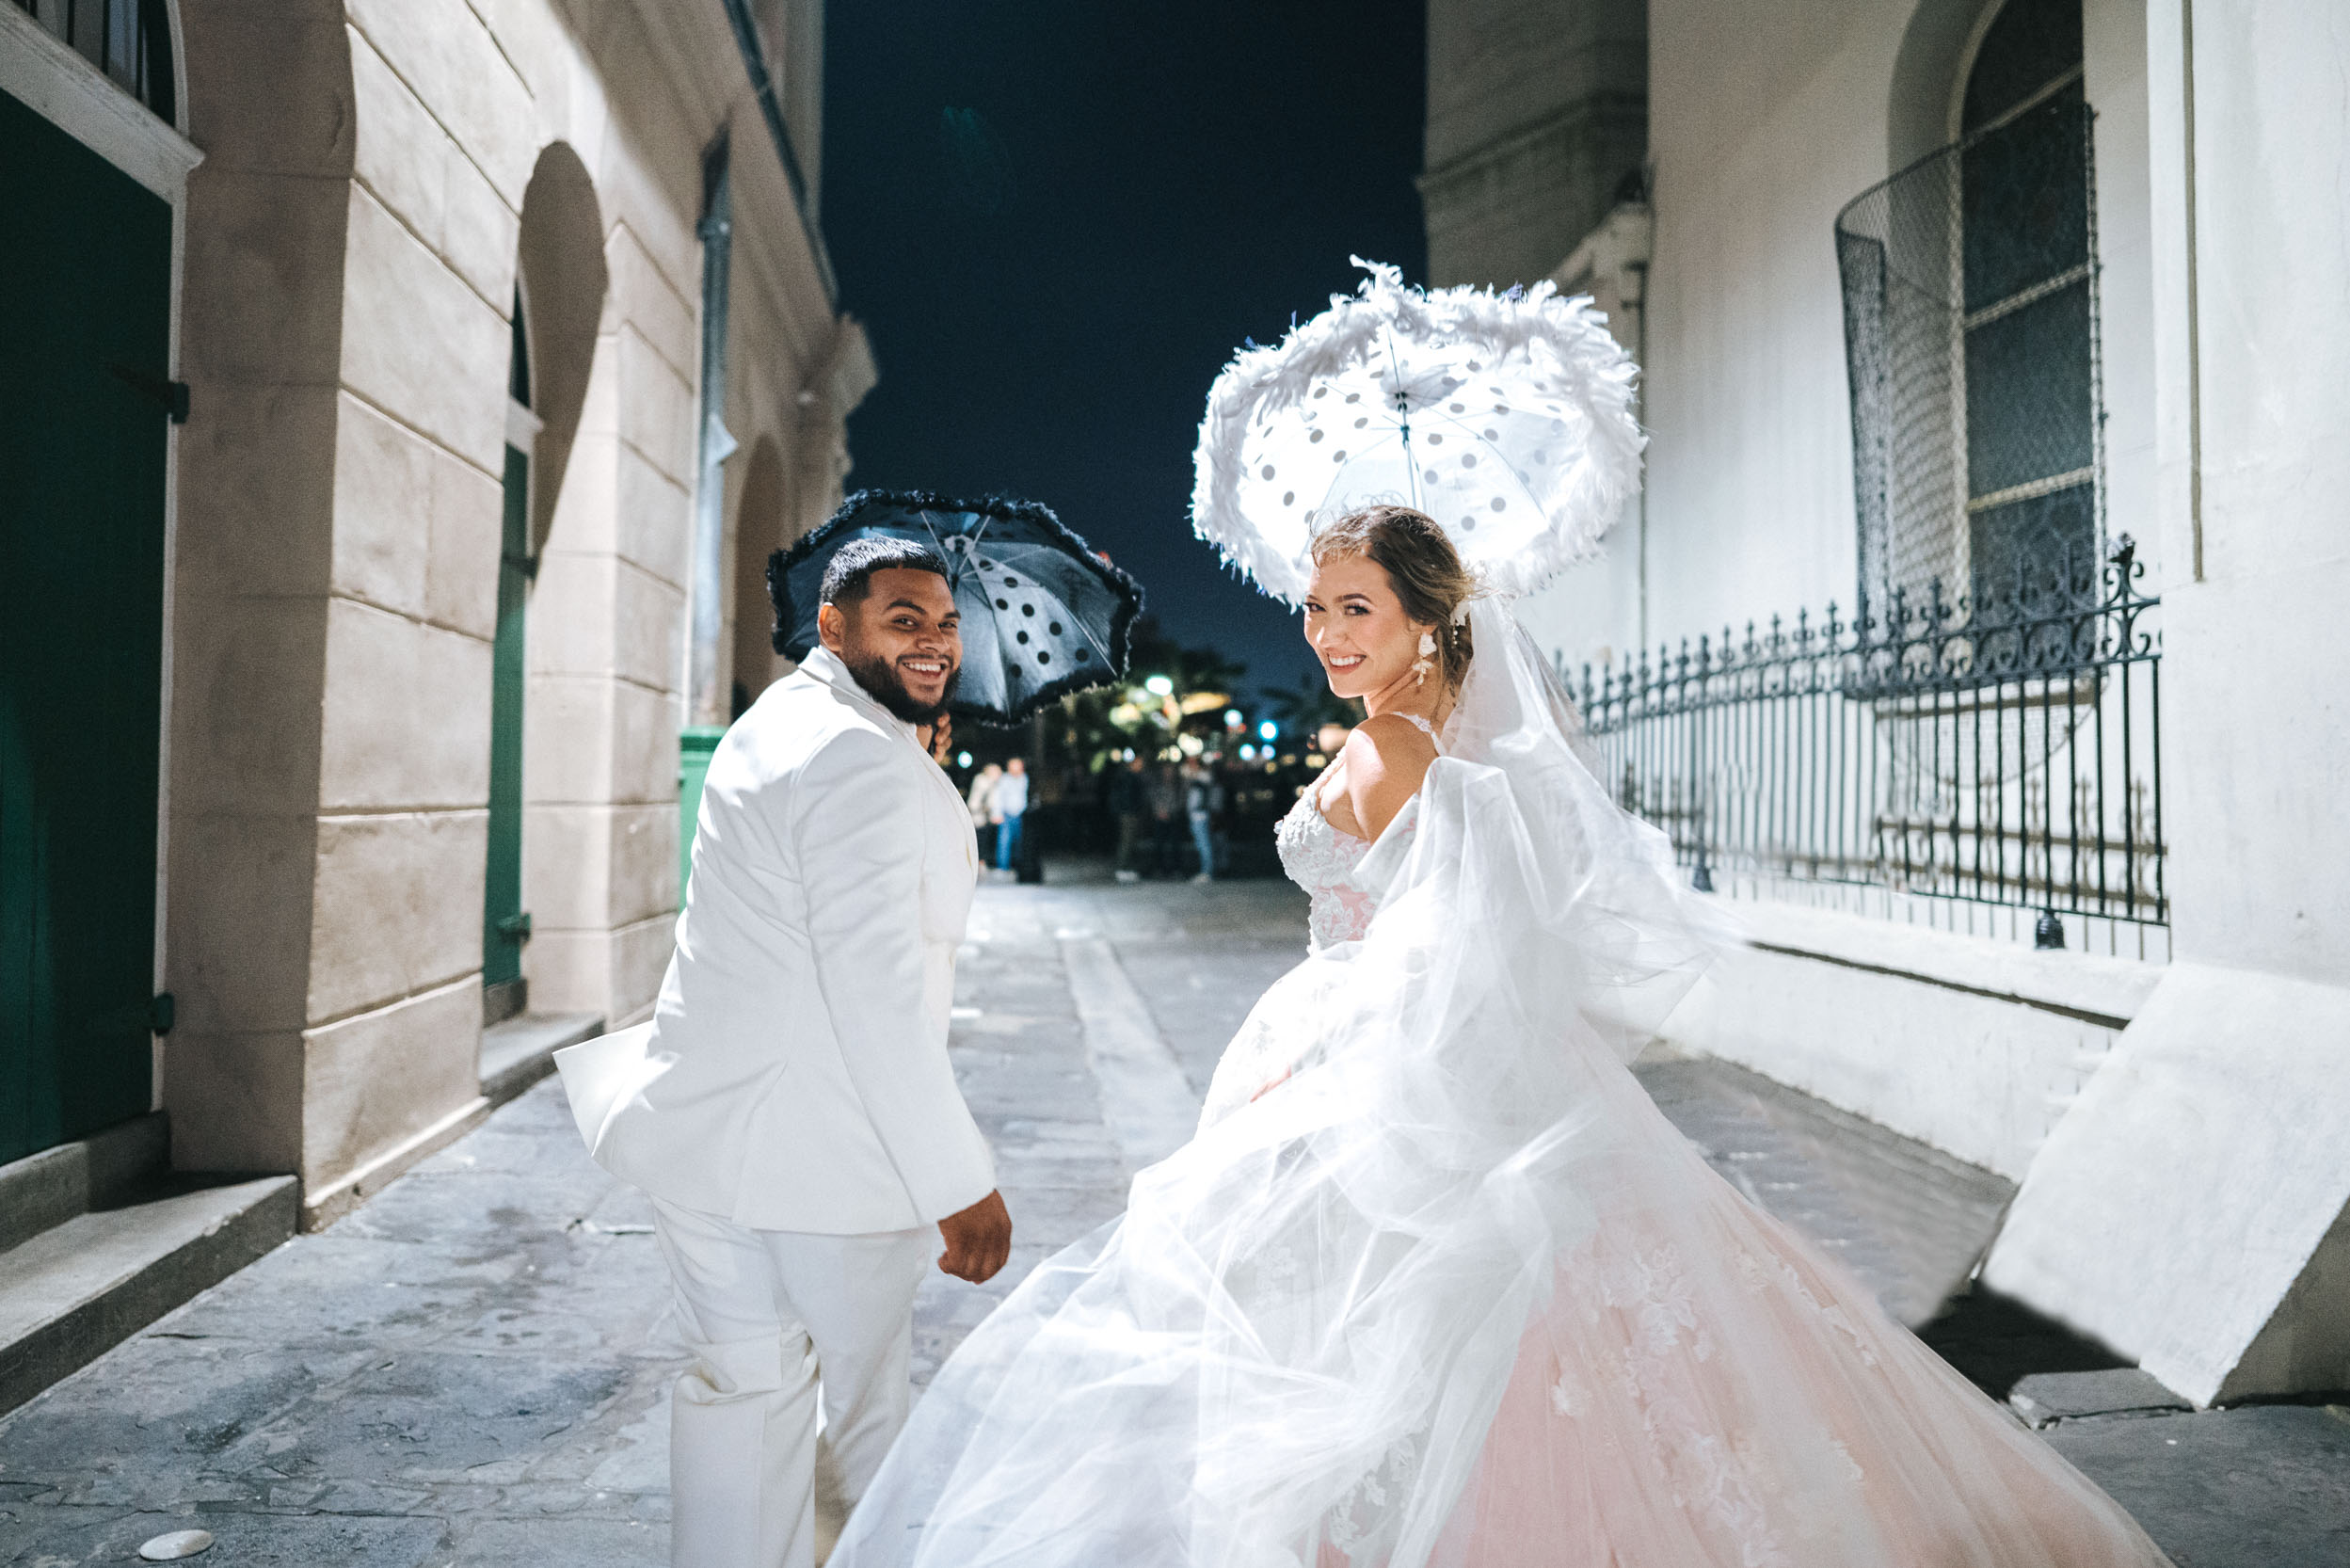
left=1053, top=616, right=1250, bottom=776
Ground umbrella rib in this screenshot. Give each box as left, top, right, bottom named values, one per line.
left=919, top=508, right=1004, bottom=593
left=1383, top=329, right=1420, bottom=508
left=1416, top=408, right=1549, bottom=515
left=911, top=510, right=962, bottom=587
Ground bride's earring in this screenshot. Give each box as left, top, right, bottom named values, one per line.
left=1411, top=630, right=1437, bottom=687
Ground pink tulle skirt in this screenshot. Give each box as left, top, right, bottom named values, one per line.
left=1415, top=1082, right=2172, bottom=1568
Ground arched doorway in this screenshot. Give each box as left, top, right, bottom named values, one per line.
left=483, top=290, right=536, bottom=1025
left=488, top=144, right=606, bottom=1027
left=0, top=1, right=181, bottom=1162
left=730, top=436, right=789, bottom=718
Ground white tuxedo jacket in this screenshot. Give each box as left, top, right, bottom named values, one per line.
left=561, top=647, right=994, bottom=1234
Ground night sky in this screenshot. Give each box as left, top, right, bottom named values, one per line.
left=821, top=0, right=1428, bottom=702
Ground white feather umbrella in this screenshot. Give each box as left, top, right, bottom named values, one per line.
left=1191, top=259, right=1645, bottom=604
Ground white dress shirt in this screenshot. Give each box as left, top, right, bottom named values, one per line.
left=562, top=646, right=994, bottom=1234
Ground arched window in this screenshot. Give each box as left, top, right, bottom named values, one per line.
left=1958, top=0, right=2095, bottom=602
left=1837, top=0, right=2100, bottom=618
left=12, top=0, right=176, bottom=122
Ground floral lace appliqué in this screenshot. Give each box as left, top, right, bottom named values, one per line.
left=1275, top=781, right=1417, bottom=952
left=1275, top=717, right=1440, bottom=954
left=1594, top=1242, right=1791, bottom=1568
left=1323, top=1432, right=1422, bottom=1556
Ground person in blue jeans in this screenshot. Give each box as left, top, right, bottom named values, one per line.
left=1181, top=760, right=1222, bottom=883
left=992, top=756, right=1029, bottom=873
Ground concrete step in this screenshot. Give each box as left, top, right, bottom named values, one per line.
left=479, top=1010, right=604, bottom=1107
left=0, top=1112, right=168, bottom=1255
left=0, top=1173, right=297, bottom=1416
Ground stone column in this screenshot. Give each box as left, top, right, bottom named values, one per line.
left=163, top=1, right=356, bottom=1179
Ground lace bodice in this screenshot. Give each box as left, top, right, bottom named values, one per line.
left=1274, top=792, right=1381, bottom=951
left=1274, top=713, right=1440, bottom=951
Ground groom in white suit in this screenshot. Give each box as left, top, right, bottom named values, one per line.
left=557, top=536, right=1011, bottom=1568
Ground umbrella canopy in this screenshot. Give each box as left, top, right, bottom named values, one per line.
left=1191, top=259, right=1645, bottom=604
left=769, top=489, right=1142, bottom=727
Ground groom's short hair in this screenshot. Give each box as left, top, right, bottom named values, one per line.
left=819, top=536, right=951, bottom=609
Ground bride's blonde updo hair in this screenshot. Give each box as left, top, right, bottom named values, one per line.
left=1308, top=504, right=1477, bottom=690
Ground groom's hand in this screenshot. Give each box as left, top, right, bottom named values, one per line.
left=937, top=1189, right=1012, bottom=1283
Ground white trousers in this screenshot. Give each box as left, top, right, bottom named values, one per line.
left=651, top=1197, right=934, bottom=1568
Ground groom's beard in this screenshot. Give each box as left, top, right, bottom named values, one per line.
left=844, top=648, right=960, bottom=726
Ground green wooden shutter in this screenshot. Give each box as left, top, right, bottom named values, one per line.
left=482, top=446, right=531, bottom=993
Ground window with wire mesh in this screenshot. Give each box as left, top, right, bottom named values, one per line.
left=1836, top=0, right=2098, bottom=627
left=12, top=0, right=175, bottom=121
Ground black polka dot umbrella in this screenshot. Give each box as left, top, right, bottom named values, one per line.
left=768, top=489, right=1143, bottom=727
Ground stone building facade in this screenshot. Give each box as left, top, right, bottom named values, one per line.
left=1420, top=0, right=1648, bottom=290
left=1426, top=0, right=2350, bottom=1405
left=2, top=0, right=868, bottom=1230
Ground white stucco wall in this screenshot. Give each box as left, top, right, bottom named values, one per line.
left=2145, top=0, right=2350, bottom=988
left=1514, top=204, right=1653, bottom=674
left=1638, top=0, right=2160, bottom=646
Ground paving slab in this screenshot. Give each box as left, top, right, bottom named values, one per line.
left=2043, top=1402, right=2350, bottom=1568
left=1, top=872, right=2339, bottom=1566
left=1632, top=1050, right=2017, bottom=1328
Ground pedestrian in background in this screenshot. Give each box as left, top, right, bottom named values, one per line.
left=966, top=762, right=1001, bottom=868
left=1181, top=760, right=1223, bottom=883
left=1107, top=756, right=1147, bottom=884
left=1215, top=755, right=1249, bottom=874
left=992, top=757, right=1030, bottom=876
left=1145, top=760, right=1184, bottom=878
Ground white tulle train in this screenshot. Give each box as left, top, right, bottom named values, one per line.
left=828, top=604, right=2171, bottom=1568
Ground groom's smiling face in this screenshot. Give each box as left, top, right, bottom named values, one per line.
left=818, top=567, right=963, bottom=724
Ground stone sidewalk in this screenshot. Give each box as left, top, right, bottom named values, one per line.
left=2, top=874, right=2342, bottom=1565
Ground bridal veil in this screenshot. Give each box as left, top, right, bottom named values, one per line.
left=829, top=601, right=1733, bottom=1567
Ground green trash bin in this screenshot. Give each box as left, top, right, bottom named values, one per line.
left=679, top=726, right=727, bottom=909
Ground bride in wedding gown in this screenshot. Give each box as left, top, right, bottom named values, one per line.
left=829, top=504, right=2173, bottom=1568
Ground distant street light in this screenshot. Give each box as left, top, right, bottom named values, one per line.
left=956, top=750, right=973, bottom=768
left=1258, top=720, right=1279, bottom=742
left=1223, top=708, right=1243, bottom=728
left=1143, top=675, right=1175, bottom=696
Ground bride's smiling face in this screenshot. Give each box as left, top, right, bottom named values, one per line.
left=1303, top=552, right=1431, bottom=701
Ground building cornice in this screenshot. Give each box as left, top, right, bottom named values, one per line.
left=623, top=0, right=839, bottom=384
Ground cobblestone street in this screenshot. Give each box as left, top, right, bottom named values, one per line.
left=3, top=874, right=2342, bottom=1566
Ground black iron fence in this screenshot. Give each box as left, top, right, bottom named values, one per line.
left=1574, top=538, right=2163, bottom=949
